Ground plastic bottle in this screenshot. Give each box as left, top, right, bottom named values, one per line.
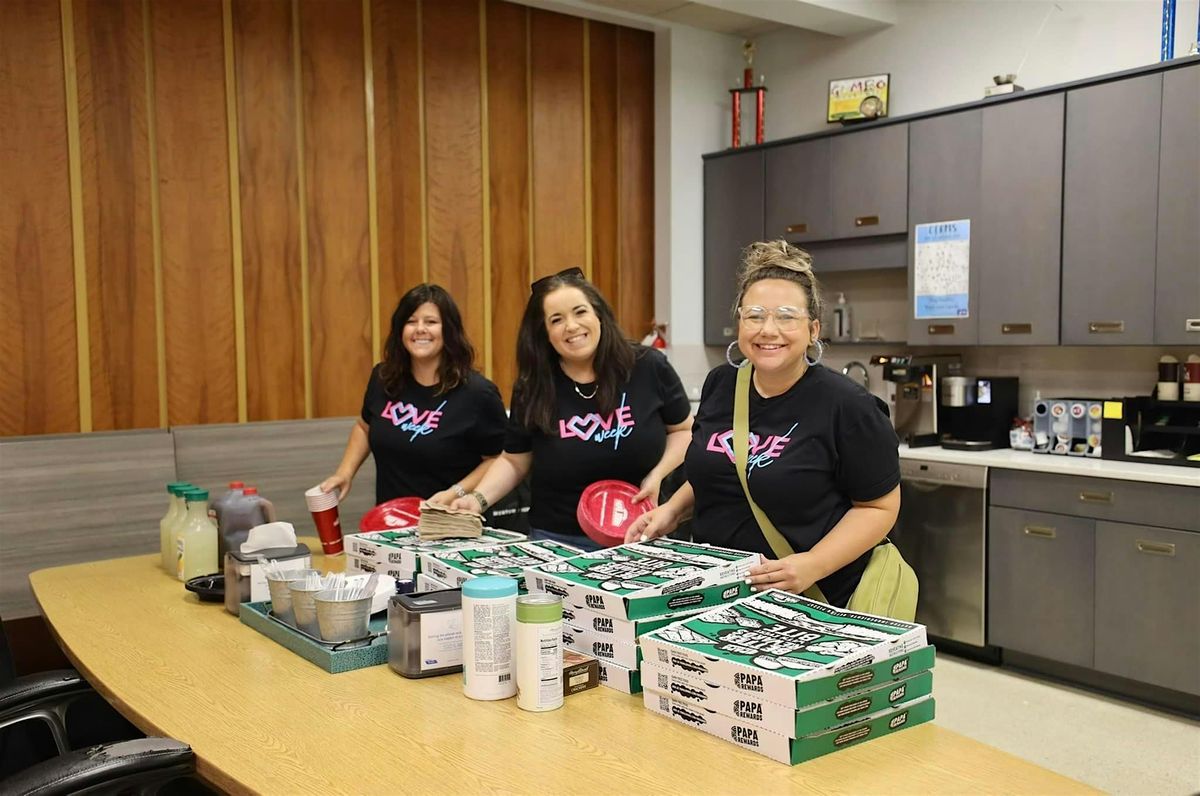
left=177, top=489, right=218, bottom=582
left=462, top=576, right=518, bottom=700
left=832, top=292, right=853, bottom=342
left=159, top=482, right=191, bottom=572
left=170, top=487, right=203, bottom=574
left=215, top=485, right=276, bottom=559
left=516, top=594, right=564, bottom=712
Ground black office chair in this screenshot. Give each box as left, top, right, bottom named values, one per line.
left=0, top=617, right=197, bottom=793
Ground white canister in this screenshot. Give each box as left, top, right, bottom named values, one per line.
left=516, top=594, right=564, bottom=712
left=462, top=576, right=518, bottom=700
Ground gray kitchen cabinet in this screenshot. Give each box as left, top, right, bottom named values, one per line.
left=764, top=138, right=831, bottom=244
left=704, top=150, right=763, bottom=345
left=830, top=124, right=908, bottom=239
left=1155, top=64, right=1200, bottom=345
left=906, top=110, right=981, bottom=346
left=977, top=93, right=1064, bottom=346
left=1061, top=73, right=1162, bottom=345
left=988, top=507, right=1094, bottom=668
left=1094, top=522, right=1200, bottom=695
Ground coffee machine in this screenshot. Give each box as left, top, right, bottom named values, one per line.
left=938, top=376, right=1019, bottom=450
left=874, top=354, right=962, bottom=447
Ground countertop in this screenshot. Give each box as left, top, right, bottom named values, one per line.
left=898, top=445, right=1200, bottom=487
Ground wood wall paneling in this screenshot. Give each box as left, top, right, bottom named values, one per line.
left=0, top=0, right=80, bottom=436
left=616, top=27, right=654, bottom=341
left=529, top=9, right=586, bottom=279
left=371, top=0, right=424, bottom=346
left=75, top=0, right=159, bottom=431
left=151, top=0, right=238, bottom=426
left=422, top=0, right=486, bottom=358
left=232, top=0, right=304, bottom=421
left=588, top=20, right=619, bottom=310
left=299, top=0, right=372, bottom=417
left=486, top=0, right=530, bottom=402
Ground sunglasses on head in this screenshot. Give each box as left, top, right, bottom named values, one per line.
left=530, top=267, right=585, bottom=294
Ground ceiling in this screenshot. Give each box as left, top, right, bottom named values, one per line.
left=581, top=0, right=897, bottom=38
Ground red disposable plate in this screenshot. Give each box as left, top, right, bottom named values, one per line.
left=358, top=496, right=423, bottom=532
left=576, top=480, right=655, bottom=548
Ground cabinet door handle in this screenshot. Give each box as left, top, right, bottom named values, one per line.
left=1079, top=490, right=1113, bottom=504
left=1024, top=525, right=1056, bottom=539
left=928, top=324, right=954, bottom=335
left=786, top=223, right=808, bottom=234
left=1186, top=318, right=1200, bottom=333
left=1001, top=323, right=1032, bottom=335
left=854, top=215, right=879, bottom=227
left=1088, top=321, right=1124, bottom=334
left=1136, top=540, right=1175, bottom=557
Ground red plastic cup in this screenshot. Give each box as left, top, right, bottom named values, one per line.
left=576, top=480, right=655, bottom=548
left=305, top=486, right=344, bottom=554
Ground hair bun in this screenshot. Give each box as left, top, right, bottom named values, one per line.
left=741, top=240, right=814, bottom=278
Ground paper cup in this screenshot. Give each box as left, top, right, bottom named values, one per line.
left=305, top=485, right=340, bottom=511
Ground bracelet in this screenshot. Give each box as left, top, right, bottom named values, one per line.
left=451, top=483, right=467, bottom=499
left=470, top=490, right=490, bottom=513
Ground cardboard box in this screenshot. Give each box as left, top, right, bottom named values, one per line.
left=643, top=690, right=935, bottom=765
left=563, top=649, right=600, bottom=696
left=563, top=622, right=642, bottom=669
left=524, top=539, right=760, bottom=621
left=642, top=663, right=934, bottom=738
left=415, top=572, right=450, bottom=592
left=343, top=528, right=526, bottom=574
left=596, top=660, right=642, bottom=694
left=640, top=590, right=929, bottom=710
left=560, top=602, right=704, bottom=647
left=346, top=555, right=414, bottom=581
left=420, top=541, right=582, bottom=591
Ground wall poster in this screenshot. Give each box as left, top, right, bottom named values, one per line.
left=913, top=219, right=970, bottom=319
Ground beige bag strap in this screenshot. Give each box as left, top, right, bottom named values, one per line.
left=732, top=365, right=826, bottom=603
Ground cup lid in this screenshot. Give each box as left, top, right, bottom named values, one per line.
left=462, top=576, right=518, bottom=599
left=576, top=480, right=654, bottom=547
left=358, top=496, right=423, bottom=531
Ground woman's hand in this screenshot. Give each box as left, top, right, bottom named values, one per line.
left=449, top=494, right=484, bottom=514
left=624, top=504, right=680, bottom=544
left=426, top=488, right=458, bottom=507
left=318, top=473, right=351, bottom=502
left=746, top=553, right=827, bottom=595
left=633, top=470, right=664, bottom=504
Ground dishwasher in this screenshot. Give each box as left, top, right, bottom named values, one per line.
left=889, top=459, right=989, bottom=650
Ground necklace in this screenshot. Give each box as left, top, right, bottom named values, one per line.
left=573, top=381, right=598, bottom=400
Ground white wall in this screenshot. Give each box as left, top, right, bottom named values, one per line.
left=754, top=0, right=1200, bottom=139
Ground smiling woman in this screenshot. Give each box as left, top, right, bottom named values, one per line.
left=320, top=284, right=507, bottom=508
left=451, top=269, right=693, bottom=552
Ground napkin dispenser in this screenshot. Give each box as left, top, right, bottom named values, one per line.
left=223, top=544, right=312, bottom=615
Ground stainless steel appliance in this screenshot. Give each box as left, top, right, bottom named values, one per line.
left=890, top=459, right=988, bottom=648
left=875, top=354, right=962, bottom=447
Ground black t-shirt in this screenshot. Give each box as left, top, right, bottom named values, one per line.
left=505, top=347, right=691, bottom=538
left=685, top=363, right=900, bottom=607
left=361, top=366, right=507, bottom=505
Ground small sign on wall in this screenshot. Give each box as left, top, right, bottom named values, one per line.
left=827, top=74, right=889, bottom=123
left=913, top=219, right=970, bottom=319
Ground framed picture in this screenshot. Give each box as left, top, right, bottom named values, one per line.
left=827, top=74, right=890, bottom=123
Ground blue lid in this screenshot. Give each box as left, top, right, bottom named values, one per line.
left=462, top=576, right=518, bottom=599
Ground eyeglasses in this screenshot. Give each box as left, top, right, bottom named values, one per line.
left=737, top=305, right=809, bottom=331
left=531, top=267, right=585, bottom=294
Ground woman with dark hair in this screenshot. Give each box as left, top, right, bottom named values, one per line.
left=320, top=284, right=507, bottom=506
left=450, top=268, right=692, bottom=552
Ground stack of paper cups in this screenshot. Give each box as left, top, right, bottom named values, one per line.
left=304, top=486, right=344, bottom=555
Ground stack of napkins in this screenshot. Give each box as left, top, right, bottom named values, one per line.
left=417, top=501, right=483, bottom=540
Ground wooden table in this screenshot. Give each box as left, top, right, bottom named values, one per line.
left=32, top=555, right=1094, bottom=795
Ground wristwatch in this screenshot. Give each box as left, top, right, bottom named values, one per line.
left=470, top=490, right=490, bottom=513
left=451, top=484, right=467, bottom=499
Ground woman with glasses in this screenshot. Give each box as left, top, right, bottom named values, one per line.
left=451, top=268, right=692, bottom=552
left=626, top=241, right=900, bottom=606
left=319, top=284, right=507, bottom=507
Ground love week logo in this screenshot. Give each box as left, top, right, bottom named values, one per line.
left=559, top=392, right=635, bottom=450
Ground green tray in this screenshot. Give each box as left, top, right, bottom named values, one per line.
left=239, top=601, right=388, bottom=674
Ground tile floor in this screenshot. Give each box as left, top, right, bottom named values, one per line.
left=934, top=655, right=1200, bottom=794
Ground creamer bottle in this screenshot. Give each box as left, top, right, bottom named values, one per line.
left=159, top=482, right=191, bottom=572
left=177, top=489, right=218, bottom=581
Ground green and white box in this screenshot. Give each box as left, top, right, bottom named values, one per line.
left=643, top=662, right=934, bottom=738
left=344, top=528, right=526, bottom=574
left=560, top=603, right=703, bottom=647
left=524, top=539, right=760, bottom=621
left=640, top=590, right=929, bottom=710
left=643, top=690, right=935, bottom=765
left=346, top=555, right=414, bottom=582
left=415, top=572, right=450, bottom=592
left=596, top=659, right=642, bottom=694
left=563, top=623, right=641, bottom=669
left=420, top=541, right=582, bottom=590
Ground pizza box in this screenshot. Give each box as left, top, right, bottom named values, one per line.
left=596, top=659, right=642, bottom=694
left=343, top=527, right=526, bottom=573
left=559, top=602, right=705, bottom=647
left=563, top=622, right=642, bottom=669
left=419, top=541, right=583, bottom=591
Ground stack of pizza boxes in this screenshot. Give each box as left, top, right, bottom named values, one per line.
left=418, top=540, right=585, bottom=592
left=343, top=527, right=527, bottom=584
left=638, top=590, right=936, bottom=765
left=523, top=539, right=761, bottom=694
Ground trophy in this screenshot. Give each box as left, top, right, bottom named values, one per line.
left=729, top=40, right=767, bottom=148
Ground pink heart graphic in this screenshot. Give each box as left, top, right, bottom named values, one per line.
left=561, top=414, right=603, bottom=440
